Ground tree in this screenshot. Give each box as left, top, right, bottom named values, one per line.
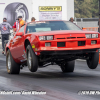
left=74, top=0, right=99, bottom=18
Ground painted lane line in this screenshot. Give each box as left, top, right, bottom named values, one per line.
left=0, top=58, right=6, bottom=61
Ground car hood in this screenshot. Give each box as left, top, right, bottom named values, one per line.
left=33, top=30, right=99, bottom=36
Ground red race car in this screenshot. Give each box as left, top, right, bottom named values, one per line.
left=6, top=21, right=100, bottom=74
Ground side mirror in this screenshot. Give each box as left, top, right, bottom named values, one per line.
left=16, top=32, right=23, bottom=36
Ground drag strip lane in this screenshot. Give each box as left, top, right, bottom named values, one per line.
left=0, top=55, right=100, bottom=100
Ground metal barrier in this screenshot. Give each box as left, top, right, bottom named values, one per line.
left=83, top=27, right=98, bottom=32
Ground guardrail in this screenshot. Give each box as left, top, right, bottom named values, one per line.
left=83, top=27, right=98, bottom=32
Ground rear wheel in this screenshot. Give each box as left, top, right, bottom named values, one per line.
left=6, top=50, right=20, bottom=74
left=60, top=60, right=75, bottom=73
left=26, top=45, right=38, bottom=72
left=87, top=51, right=99, bottom=69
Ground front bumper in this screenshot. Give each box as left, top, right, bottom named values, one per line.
left=38, top=38, right=100, bottom=51
left=39, top=44, right=100, bottom=51
left=40, top=48, right=98, bottom=55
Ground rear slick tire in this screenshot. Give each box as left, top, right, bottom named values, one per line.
left=6, top=50, right=20, bottom=74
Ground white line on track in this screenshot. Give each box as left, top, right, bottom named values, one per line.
left=0, top=58, right=6, bottom=61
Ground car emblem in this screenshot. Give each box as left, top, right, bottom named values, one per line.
left=70, top=34, right=72, bottom=36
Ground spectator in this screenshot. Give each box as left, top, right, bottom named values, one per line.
left=0, top=18, right=12, bottom=54
left=13, top=19, right=20, bottom=32
left=13, top=16, right=25, bottom=33
left=69, top=17, right=74, bottom=23
left=31, top=17, right=36, bottom=22
left=18, top=16, right=26, bottom=27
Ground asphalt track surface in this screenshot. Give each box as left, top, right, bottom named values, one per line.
left=0, top=45, right=100, bottom=100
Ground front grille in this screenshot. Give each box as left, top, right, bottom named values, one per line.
left=67, top=37, right=76, bottom=39
left=77, top=37, right=85, bottom=38
left=57, top=42, right=65, bottom=47
left=57, top=38, right=65, bottom=39
left=78, top=41, right=85, bottom=46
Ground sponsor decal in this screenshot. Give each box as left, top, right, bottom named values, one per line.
left=35, top=52, right=37, bottom=55
left=22, top=50, right=26, bottom=59
left=23, top=50, right=26, bottom=54
left=20, top=59, right=27, bottom=62
left=39, top=6, right=62, bottom=12
left=22, top=54, right=26, bottom=59
left=35, top=48, right=38, bottom=51
left=39, top=6, right=62, bottom=20
left=32, top=44, right=35, bottom=48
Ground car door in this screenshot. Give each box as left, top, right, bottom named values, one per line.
left=10, top=25, right=25, bottom=60
left=15, top=25, right=26, bottom=61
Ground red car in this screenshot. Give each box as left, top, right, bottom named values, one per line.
left=6, top=21, right=100, bottom=74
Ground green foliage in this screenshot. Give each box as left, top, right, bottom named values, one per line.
left=75, top=0, right=99, bottom=18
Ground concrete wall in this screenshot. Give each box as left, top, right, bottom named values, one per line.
left=77, top=21, right=98, bottom=28
left=75, top=18, right=99, bottom=28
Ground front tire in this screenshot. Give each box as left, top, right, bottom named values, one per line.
left=26, top=45, right=38, bottom=72
left=6, top=50, right=20, bottom=74
left=87, top=51, right=99, bottom=69
left=60, top=60, right=75, bottom=73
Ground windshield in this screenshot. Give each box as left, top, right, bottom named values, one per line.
left=26, top=21, right=81, bottom=33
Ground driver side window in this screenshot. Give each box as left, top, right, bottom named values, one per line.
left=19, top=25, right=25, bottom=32
left=26, top=26, right=36, bottom=34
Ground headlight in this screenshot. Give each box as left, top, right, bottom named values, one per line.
left=92, top=34, right=98, bottom=38
left=47, top=36, right=53, bottom=40
left=39, top=36, right=46, bottom=40
left=85, top=34, right=91, bottom=38
left=85, top=34, right=98, bottom=38
left=39, top=36, right=53, bottom=41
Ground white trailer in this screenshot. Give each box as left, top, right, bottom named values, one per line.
left=0, top=0, right=74, bottom=25
left=32, top=0, right=74, bottom=21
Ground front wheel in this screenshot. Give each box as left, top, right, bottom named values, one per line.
left=26, top=45, right=38, bottom=72
left=6, top=50, right=20, bottom=74
left=60, top=60, right=75, bottom=73
left=87, top=51, right=99, bottom=69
